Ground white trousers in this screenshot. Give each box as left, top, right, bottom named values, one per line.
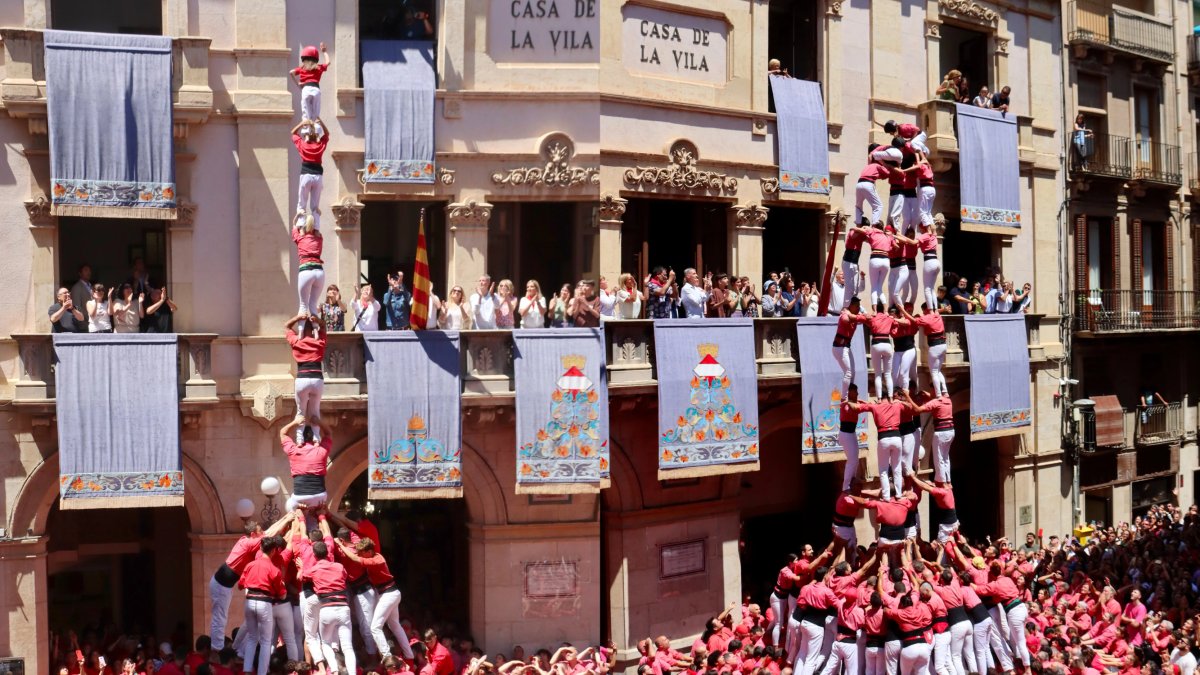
left=932, top=630, right=952, bottom=675
left=271, top=601, right=300, bottom=661
left=786, top=616, right=803, bottom=666
left=871, top=342, right=893, bottom=398
left=832, top=345, right=855, bottom=397
left=909, top=132, right=929, bottom=155
left=856, top=182, right=884, bottom=225
left=842, top=259, right=861, bottom=309
left=770, top=592, right=788, bottom=647
left=301, top=590, right=323, bottom=666
left=922, top=258, right=942, bottom=310
left=840, top=430, right=859, bottom=490
left=300, top=85, right=322, bottom=126
left=290, top=602, right=304, bottom=660
left=919, top=185, right=936, bottom=226
left=319, top=604, right=356, bottom=675
left=903, top=195, right=921, bottom=234
left=372, top=588, right=415, bottom=659
left=884, top=640, right=901, bottom=675
left=901, top=642, right=932, bottom=675
left=798, top=619, right=828, bottom=675
left=869, top=258, right=890, bottom=307
left=865, top=646, right=884, bottom=675
left=294, top=375, right=323, bottom=422
left=933, top=429, right=954, bottom=482
left=297, top=266, right=325, bottom=317
left=242, top=598, right=275, bottom=675
left=286, top=491, right=328, bottom=513
left=297, top=172, right=323, bottom=216
left=973, top=616, right=1012, bottom=673
left=888, top=192, right=904, bottom=225
left=892, top=348, right=916, bottom=393
left=819, top=640, right=859, bottom=675
left=352, top=586, right=380, bottom=655
left=926, top=343, right=948, bottom=396
left=905, top=265, right=919, bottom=306
left=208, top=577, right=234, bottom=650
left=877, top=436, right=903, bottom=500
left=900, top=426, right=916, bottom=474
left=888, top=265, right=909, bottom=305
left=1005, top=602, right=1031, bottom=667
left=949, top=621, right=971, bottom=675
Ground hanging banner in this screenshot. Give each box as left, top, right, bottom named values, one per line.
left=795, top=317, right=869, bottom=461
left=964, top=314, right=1032, bottom=439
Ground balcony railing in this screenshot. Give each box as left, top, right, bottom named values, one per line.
left=1132, top=139, right=1182, bottom=185
left=1068, top=0, right=1174, bottom=63
left=1190, top=152, right=1200, bottom=194
left=1189, top=34, right=1200, bottom=72
left=1137, top=402, right=1185, bottom=445
left=1069, top=132, right=1132, bottom=179
left=916, top=99, right=1035, bottom=169
left=1073, top=290, right=1200, bottom=333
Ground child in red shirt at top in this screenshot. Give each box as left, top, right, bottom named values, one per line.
left=291, top=43, right=331, bottom=134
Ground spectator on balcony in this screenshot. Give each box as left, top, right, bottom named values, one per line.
left=548, top=283, right=571, bottom=328
left=49, top=286, right=87, bottom=333
left=87, top=284, right=114, bottom=333
left=351, top=283, right=381, bottom=332
left=707, top=273, right=733, bottom=318
left=418, top=282, right=444, bottom=330
left=646, top=267, right=678, bottom=320
left=493, top=279, right=518, bottom=329
left=441, top=286, right=472, bottom=330
left=956, top=75, right=972, bottom=104
left=383, top=272, right=412, bottom=330
left=469, top=276, right=498, bottom=330
left=391, top=7, right=434, bottom=40
left=738, top=277, right=761, bottom=318
left=1015, top=282, right=1033, bottom=313
left=567, top=280, right=601, bottom=328
left=321, top=285, right=345, bottom=332
left=597, top=276, right=617, bottom=320
left=129, top=257, right=151, bottom=299
left=142, top=285, right=176, bottom=333
left=1138, top=390, right=1169, bottom=425
left=761, top=280, right=782, bottom=317
left=778, top=274, right=801, bottom=318
left=991, top=86, right=1012, bottom=114
left=112, top=283, right=144, bottom=334
left=70, top=263, right=94, bottom=315
left=973, top=86, right=993, bottom=109
left=1073, top=114, right=1094, bottom=166
left=518, top=280, right=547, bottom=328
left=827, top=268, right=851, bottom=314
left=680, top=268, right=710, bottom=319
left=935, top=70, right=962, bottom=101
left=945, top=275, right=970, bottom=314
left=614, top=273, right=643, bottom=320
left=969, top=281, right=986, bottom=314
left=989, top=280, right=1016, bottom=313
left=798, top=281, right=820, bottom=316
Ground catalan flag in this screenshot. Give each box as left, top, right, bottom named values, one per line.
left=410, top=208, right=432, bottom=330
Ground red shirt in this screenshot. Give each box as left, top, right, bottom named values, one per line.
left=914, top=311, right=944, bottom=335
left=886, top=603, right=933, bottom=640
left=360, top=553, right=394, bottom=587
left=834, top=493, right=863, bottom=520
left=896, top=123, right=920, bottom=139
left=918, top=395, right=953, bottom=429
left=865, top=400, right=904, bottom=433
left=308, top=558, right=348, bottom=595
left=892, top=318, right=916, bottom=339
left=858, top=163, right=890, bottom=182
left=292, top=62, right=329, bottom=85
left=356, top=518, right=382, bottom=550
left=902, top=238, right=918, bottom=259
left=292, top=132, right=329, bottom=164
left=287, top=327, right=326, bottom=362
left=291, top=228, right=324, bottom=265
left=925, top=484, right=955, bottom=510
left=866, top=228, right=893, bottom=252
left=867, top=496, right=914, bottom=526
left=282, top=436, right=331, bottom=477
left=293, top=533, right=334, bottom=582
left=836, top=310, right=868, bottom=338
left=836, top=598, right=866, bottom=631
left=799, top=582, right=836, bottom=610
left=840, top=400, right=862, bottom=423
left=916, top=162, right=934, bottom=183
left=864, top=606, right=887, bottom=635
left=846, top=227, right=868, bottom=251
left=776, top=565, right=800, bottom=591
left=979, top=576, right=1019, bottom=603
left=935, top=580, right=964, bottom=608
left=183, top=653, right=207, bottom=674
left=240, top=554, right=286, bottom=599
left=225, top=534, right=263, bottom=573
left=901, top=167, right=919, bottom=190
left=868, top=313, right=895, bottom=338
left=426, top=642, right=455, bottom=675
left=335, top=534, right=366, bottom=580
left=917, top=232, right=938, bottom=253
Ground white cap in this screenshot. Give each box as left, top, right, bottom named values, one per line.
left=159, top=642, right=173, bottom=656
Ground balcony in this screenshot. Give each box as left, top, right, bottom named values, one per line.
left=1137, top=402, right=1185, bottom=445
left=0, top=28, right=213, bottom=130
left=1132, top=139, right=1182, bottom=186
left=1190, top=152, right=1200, bottom=198
left=916, top=99, right=1035, bottom=172
left=1068, top=0, right=1174, bottom=65
left=1069, top=132, right=1132, bottom=180
left=1074, top=290, right=1199, bottom=334
left=1189, top=34, right=1200, bottom=85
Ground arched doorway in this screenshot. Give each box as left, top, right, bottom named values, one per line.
left=337, top=471, right=470, bottom=633
left=46, top=502, right=192, bottom=642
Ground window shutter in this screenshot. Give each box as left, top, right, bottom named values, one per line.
left=1074, top=212, right=1088, bottom=292
left=1111, top=218, right=1122, bottom=290
left=1164, top=221, right=1174, bottom=289
left=1130, top=218, right=1142, bottom=295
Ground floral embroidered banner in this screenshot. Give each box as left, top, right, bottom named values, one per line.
left=362, top=40, right=436, bottom=184
left=513, top=329, right=608, bottom=494
left=956, top=103, right=1021, bottom=232
left=795, top=317, right=869, bottom=460
left=654, top=319, right=760, bottom=479
left=769, top=75, right=831, bottom=194
left=963, top=315, right=1032, bottom=439
left=44, top=30, right=176, bottom=218
left=53, top=334, right=182, bottom=509
left=365, top=332, right=462, bottom=498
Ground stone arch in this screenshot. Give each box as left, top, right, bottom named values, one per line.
left=8, top=451, right=226, bottom=537
left=600, top=437, right=644, bottom=513
left=324, top=435, right=508, bottom=526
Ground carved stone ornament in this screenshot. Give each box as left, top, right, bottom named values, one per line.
left=24, top=195, right=52, bottom=226
left=598, top=194, right=628, bottom=221
left=938, top=0, right=999, bottom=24
left=826, top=1, right=842, bottom=16
left=438, top=167, right=456, bottom=185
left=624, top=140, right=738, bottom=194
left=492, top=133, right=599, bottom=188
left=925, top=20, right=942, bottom=38
left=760, top=176, right=780, bottom=195
left=447, top=200, right=494, bottom=227
left=175, top=200, right=197, bottom=227
left=734, top=203, right=769, bottom=228
left=995, top=38, right=1009, bottom=54
left=332, top=196, right=365, bottom=228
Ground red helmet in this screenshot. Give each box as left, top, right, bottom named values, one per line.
left=300, top=45, right=319, bottom=59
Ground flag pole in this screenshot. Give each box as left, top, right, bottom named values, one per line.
left=817, top=210, right=844, bottom=317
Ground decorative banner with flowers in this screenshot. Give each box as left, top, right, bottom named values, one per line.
left=53, top=334, right=183, bottom=509
left=769, top=75, right=831, bottom=195
left=795, top=317, right=870, bottom=461
left=513, top=329, right=608, bottom=494
left=362, top=40, right=437, bottom=185
left=654, top=319, right=760, bottom=479
left=365, top=332, right=463, bottom=499
left=963, top=315, right=1032, bottom=439
left=955, top=103, right=1022, bottom=233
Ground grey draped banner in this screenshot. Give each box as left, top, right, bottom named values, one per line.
left=365, top=332, right=462, bottom=498
left=955, top=103, right=1020, bottom=232
left=45, top=30, right=176, bottom=218
left=795, top=317, right=869, bottom=460
left=769, top=75, right=831, bottom=194
left=53, top=333, right=182, bottom=509
left=963, top=315, right=1031, bottom=438
left=513, top=329, right=608, bottom=494
left=362, top=40, right=437, bottom=184
left=654, top=319, right=760, bottom=479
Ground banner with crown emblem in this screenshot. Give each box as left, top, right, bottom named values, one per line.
left=653, top=319, right=760, bottom=479
left=513, top=329, right=608, bottom=494
left=364, top=332, right=462, bottom=499
left=795, top=317, right=870, bottom=463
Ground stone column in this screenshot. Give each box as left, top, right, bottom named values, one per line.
left=332, top=197, right=365, bottom=297
left=598, top=194, right=627, bottom=285
left=728, top=203, right=768, bottom=285
left=446, top=200, right=493, bottom=292
left=163, top=0, right=189, bottom=36
left=24, top=197, right=57, bottom=331
left=0, top=537, right=48, bottom=674
left=924, top=20, right=942, bottom=103
left=823, top=2, right=843, bottom=144
left=168, top=201, right=198, bottom=331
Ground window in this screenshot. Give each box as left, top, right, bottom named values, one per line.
left=487, top=202, right=595, bottom=307
left=1086, top=217, right=1116, bottom=290
left=359, top=201, right=447, bottom=328
left=621, top=199, right=728, bottom=287
left=57, top=218, right=167, bottom=310
left=767, top=0, right=819, bottom=82
left=51, top=0, right=162, bottom=34
left=360, top=0, right=436, bottom=41
left=939, top=23, right=992, bottom=103
left=1078, top=73, right=1107, bottom=110
left=1134, top=86, right=1160, bottom=171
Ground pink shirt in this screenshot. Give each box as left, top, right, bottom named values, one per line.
left=282, top=436, right=332, bottom=476
left=798, top=582, right=837, bottom=610
left=918, top=396, right=953, bottom=429
left=868, top=313, right=895, bottom=337
left=914, top=311, right=945, bottom=335
left=292, top=228, right=324, bottom=264
left=309, top=558, right=348, bottom=595
left=917, top=232, right=938, bottom=253
left=865, top=400, right=904, bottom=433
left=225, top=534, right=263, bottom=573
left=1121, top=602, right=1146, bottom=644
left=859, top=163, right=890, bottom=182
left=866, top=228, right=893, bottom=252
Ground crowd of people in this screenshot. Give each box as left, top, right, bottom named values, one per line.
left=639, top=502, right=1200, bottom=675
left=47, top=260, right=177, bottom=334
left=935, top=69, right=1012, bottom=113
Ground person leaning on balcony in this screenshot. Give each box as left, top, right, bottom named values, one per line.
left=761, top=280, right=782, bottom=317
left=935, top=70, right=962, bottom=101
left=49, top=286, right=87, bottom=333
left=973, top=86, right=993, bottom=109
left=1073, top=114, right=1094, bottom=163
left=142, top=285, right=176, bottom=333
left=1138, top=390, right=1169, bottom=425
left=518, top=279, right=547, bottom=328
left=469, top=275, right=498, bottom=329
left=112, top=283, right=144, bottom=333
left=614, top=273, right=643, bottom=320
left=991, top=86, right=1012, bottom=113
left=383, top=271, right=412, bottom=330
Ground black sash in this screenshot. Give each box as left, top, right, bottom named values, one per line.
left=843, top=249, right=861, bottom=263
left=967, top=604, right=989, bottom=623
left=214, top=563, right=239, bottom=588
left=293, top=473, right=326, bottom=495
left=894, top=335, right=915, bottom=351
left=297, top=360, right=323, bottom=379
left=947, top=606, right=969, bottom=624
left=300, top=161, right=324, bottom=175
left=318, top=590, right=349, bottom=606
left=832, top=511, right=855, bottom=527
left=880, top=523, right=906, bottom=540
left=840, top=420, right=857, bottom=433
left=937, top=508, right=959, bottom=525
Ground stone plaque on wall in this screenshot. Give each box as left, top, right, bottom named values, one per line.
left=660, top=539, right=706, bottom=579
left=489, top=0, right=599, bottom=63
left=622, top=4, right=727, bottom=85
left=524, top=560, right=579, bottom=598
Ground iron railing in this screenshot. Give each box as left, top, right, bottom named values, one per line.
left=1190, top=152, right=1200, bottom=192
left=1069, top=132, right=1132, bottom=179
left=1133, top=139, right=1183, bottom=185
left=1068, top=0, right=1174, bottom=62
left=1074, top=290, right=1199, bottom=332
left=1189, top=34, right=1200, bottom=71
left=1136, top=402, right=1185, bottom=445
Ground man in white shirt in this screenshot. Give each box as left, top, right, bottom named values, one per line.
left=679, top=268, right=710, bottom=319
left=469, top=275, right=497, bottom=329
left=1171, top=637, right=1197, bottom=675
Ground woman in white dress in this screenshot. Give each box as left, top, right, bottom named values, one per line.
left=613, top=273, right=643, bottom=320
left=440, top=286, right=473, bottom=330
left=87, top=284, right=113, bottom=333
left=351, top=284, right=381, bottom=332
left=518, top=279, right=547, bottom=328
